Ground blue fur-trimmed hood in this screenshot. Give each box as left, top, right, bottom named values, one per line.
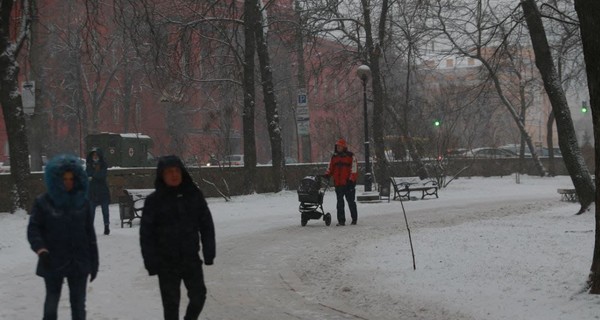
left=44, top=154, right=88, bottom=208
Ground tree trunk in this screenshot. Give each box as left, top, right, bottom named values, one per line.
left=253, top=0, right=284, bottom=191
left=360, top=0, right=390, bottom=187
left=0, top=1, right=32, bottom=212
left=573, top=0, right=600, bottom=294
left=242, top=0, right=258, bottom=194
left=546, top=111, right=556, bottom=176
left=522, top=0, right=594, bottom=214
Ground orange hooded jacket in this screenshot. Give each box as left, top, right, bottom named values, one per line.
left=325, top=139, right=358, bottom=187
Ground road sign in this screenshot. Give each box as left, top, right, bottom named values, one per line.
left=297, top=120, right=310, bottom=136
left=296, top=105, right=309, bottom=121
left=297, top=88, right=307, bottom=107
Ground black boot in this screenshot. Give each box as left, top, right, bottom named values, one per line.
left=104, top=225, right=110, bottom=235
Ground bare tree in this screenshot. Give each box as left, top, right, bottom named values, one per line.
left=251, top=0, right=285, bottom=190
left=540, top=0, right=586, bottom=176
left=0, top=0, right=34, bottom=211
left=358, top=0, right=391, bottom=187
left=242, top=0, right=258, bottom=192
left=81, top=2, right=124, bottom=133
left=381, top=0, right=439, bottom=176
left=521, top=0, right=594, bottom=214
left=114, top=0, right=252, bottom=161
left=572, top=0, right=600, bottom=292
left=113, top=0, right=298, bottom=190
left=434, top=0, right=547, bottom=176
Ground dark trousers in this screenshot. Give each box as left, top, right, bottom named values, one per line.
left=157, top=261, right=207, bottom=320
left=43, top=274, right=88, bottom=320
left=91, top=201, right=110, bottom=226
left=335, top=185, right=358, bottom=224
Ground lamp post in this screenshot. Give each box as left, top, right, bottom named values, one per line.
left=357, top=64, right=372, bottom=192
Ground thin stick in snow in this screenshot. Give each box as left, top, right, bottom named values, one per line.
left=399, top=195, right=416, bottom=270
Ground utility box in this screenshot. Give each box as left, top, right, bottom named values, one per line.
left=85, top=133, right=154, bottom=168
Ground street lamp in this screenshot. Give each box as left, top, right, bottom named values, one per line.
left=356, top=64, right=372, bottom=192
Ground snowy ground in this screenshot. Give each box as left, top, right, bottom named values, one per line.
left=1, top=174, right=599, bottom=319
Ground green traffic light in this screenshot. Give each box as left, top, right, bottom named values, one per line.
left=582, top=107, right=588, bottom=113
left=434, top=120, right=441, bottom=126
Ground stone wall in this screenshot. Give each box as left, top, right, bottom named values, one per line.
left=0, top=158, right=573, bottom=213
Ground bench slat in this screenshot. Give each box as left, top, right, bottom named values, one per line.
left=390, top=177, right=438, bottom=200
left=557, top=188, right=577, bottom=202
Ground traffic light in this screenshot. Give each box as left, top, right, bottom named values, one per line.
left=582, top=101, right=589, bottom=113
left=434, top=119, right=441, bottom=127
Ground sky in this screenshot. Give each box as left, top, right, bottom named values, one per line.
left=0, top=174, right=599, bottom=319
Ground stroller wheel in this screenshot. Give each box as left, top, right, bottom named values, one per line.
left=324, top=213, right=331, bottom=226
left=301, top=213, right=308, bottom=226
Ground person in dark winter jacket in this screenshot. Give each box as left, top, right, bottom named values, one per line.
left=325, top=138, right=359, bottom=226
left=27, top=154, right=99, bottom=320
left=86, top=148, right=111, bottom=235
left=140, top=155, right=216, bottom=320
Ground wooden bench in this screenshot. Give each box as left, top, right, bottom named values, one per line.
left=118, top=189, right=153, bottom=228
left=390, top=177, right=439, bottom=200
left=557, top=188, right=577, bottom=202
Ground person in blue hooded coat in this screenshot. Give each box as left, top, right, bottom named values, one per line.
left=27, top=154, right=99, bottom=320
left=86, top=148, right=111, bottom=235
left=140, top=155, right=215, bottom=320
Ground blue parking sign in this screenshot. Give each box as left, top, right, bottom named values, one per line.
left=297, top=88, right=307, bottom=107
left=298, top=94, right=307, bottom=106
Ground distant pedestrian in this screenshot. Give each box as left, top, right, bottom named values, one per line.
left=140, top=155, right=216, bottom=320
left=27, top=154, right=99, bottom=320
left=325, top=138, right=359, bottom=226
left=86, top=148, right=111, bottom=235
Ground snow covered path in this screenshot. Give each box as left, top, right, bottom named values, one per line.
left=1, top=175, right=599, bottom=319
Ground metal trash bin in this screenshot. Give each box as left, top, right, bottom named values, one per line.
left=379, top=183, right=391, bottom=202
left=118, top=195, right=135, bottom=228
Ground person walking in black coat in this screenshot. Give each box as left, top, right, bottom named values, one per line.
left=27, top=154, right=99, bottom=320
left=86, top=148, right=111, bottom=235
left=140, top=155, right=216, bottom=320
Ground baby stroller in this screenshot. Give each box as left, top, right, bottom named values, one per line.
left=297, top=175, right=332, bottom=226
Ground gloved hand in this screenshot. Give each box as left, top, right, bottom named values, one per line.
left=205, top=259, right=214, bottom=266
left=38, top=250, right=51, bottom=270
left=347, top=179, right=355, bottom=188
left=90, top=272, right=97, bottom=283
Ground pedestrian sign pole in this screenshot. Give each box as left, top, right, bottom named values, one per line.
left=296, top=88, right=311, bottom=162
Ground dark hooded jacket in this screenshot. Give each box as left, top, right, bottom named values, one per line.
left=86, top=148, right=111, bottom=204
left=27, top=154, right=99, bottom=278
left=140, top=155, right=216, bottom=275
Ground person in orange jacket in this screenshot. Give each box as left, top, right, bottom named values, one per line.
left=325, top=138, right=358, bottom=226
